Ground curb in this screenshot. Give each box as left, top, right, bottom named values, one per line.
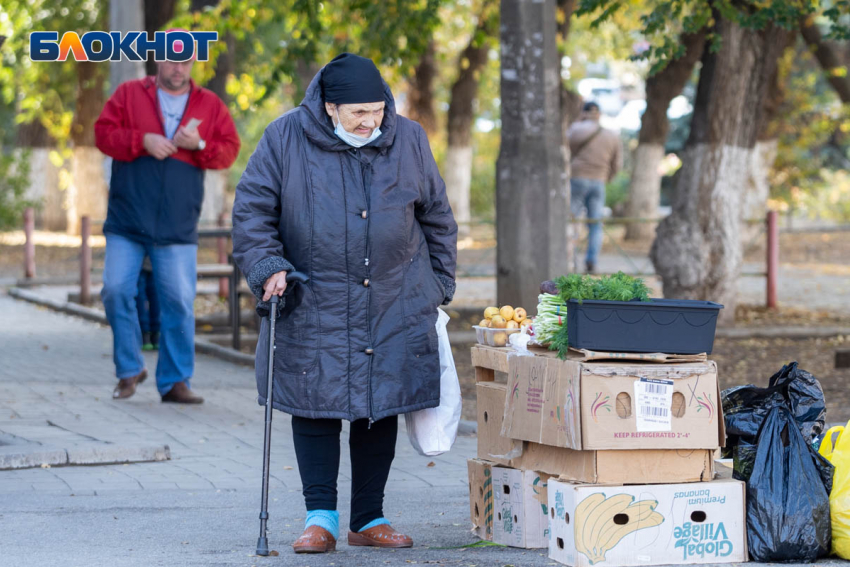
left=8, top=287, right=258, bottom=366
left=0, top=443, right=171, bottom=471
left=8, top=287, right=109, bottom=325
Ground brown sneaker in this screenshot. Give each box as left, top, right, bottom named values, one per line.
left=112, top=370, right=148, bottom=400
left=348, top=524, right=413, bottom=548
left=292, top=525, right=336, bottom=554
left=161, top=381, right=204, bottom=404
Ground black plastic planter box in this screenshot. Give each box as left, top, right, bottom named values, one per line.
left=566, top=298, right=724, bottom=354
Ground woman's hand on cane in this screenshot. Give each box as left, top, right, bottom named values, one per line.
left=263, top=271, right=288, bottom=301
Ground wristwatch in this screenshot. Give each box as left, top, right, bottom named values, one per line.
left=197, top=138, right=206, bottom=151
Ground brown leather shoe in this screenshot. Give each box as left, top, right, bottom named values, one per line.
left=292, top=525, right=336, bottom=554
left=161, top=381, right=204, bottom=404
left=348, top=524, right=413, bottom=548
left=112, top=370, right=147, bottom=400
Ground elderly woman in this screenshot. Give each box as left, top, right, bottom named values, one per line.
left=232, top=53, right=457, bottom=554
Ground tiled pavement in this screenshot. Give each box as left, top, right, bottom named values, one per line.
left=2, top=292, right=848, bottom=567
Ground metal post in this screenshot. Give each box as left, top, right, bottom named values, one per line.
left=230, top=259, right=241, bottom=351
left=80, top=216, right=92, bottom=305
left=766, top=210, right=779, bottom=309
left=23, top=207, right=35, bottom=279
left=217, top=212, right=229, bottom=300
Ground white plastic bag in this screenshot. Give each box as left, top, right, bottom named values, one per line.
left=404, top=308, right=462, bottom=456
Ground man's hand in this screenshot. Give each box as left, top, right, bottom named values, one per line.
left=263, top=271, right=288, bottom=301
left=143, top=133, right=177, bottom=160
left=173, top=125, right=201, bottom=150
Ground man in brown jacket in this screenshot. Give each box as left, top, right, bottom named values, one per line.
left=568, top=101, right=623, bottom=273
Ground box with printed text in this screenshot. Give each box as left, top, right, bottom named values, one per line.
left=502, top=356, right=724, bottom=451
left=467, top=458, right=494, bottom=541
left=478, top=382, right=714, bottom=484
left=547, top=477, right=747, bottom=566
left=491, top=466, right=552, bottom=548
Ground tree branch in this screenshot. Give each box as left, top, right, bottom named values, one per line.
left=800, top=15, right=850, bottom=103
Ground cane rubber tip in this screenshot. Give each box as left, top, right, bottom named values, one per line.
left=256, top=537, right=269, bottom=556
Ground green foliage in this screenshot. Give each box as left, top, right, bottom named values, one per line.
left=575, top=0, right=849, bottom=74
left=769, top=39, right=850, bottom=216
left=0, top=151, right=35, bottom=231
left=168, top=0, right=443, bottom=112
left=0, top=0, right=106, bottom=147
left=549, top=272, right=651, bottom=358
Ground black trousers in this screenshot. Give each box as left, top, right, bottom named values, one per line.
left=291, top=415, right=397, bottom=532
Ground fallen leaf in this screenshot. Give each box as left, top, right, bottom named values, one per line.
left=269, top=550, right=279, bottom=556
left=283, top=466, right=293, bottom=470
left=181, top=541, right=189, bottom=545
left=427, top=462, right=436, bottom=467
left=40, top=463, right=50, bottom=469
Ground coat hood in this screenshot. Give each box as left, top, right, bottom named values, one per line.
left=298, top=63, right=398, bottom=152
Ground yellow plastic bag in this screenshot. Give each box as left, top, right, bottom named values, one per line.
left=820, top=423, right=850, bottom=559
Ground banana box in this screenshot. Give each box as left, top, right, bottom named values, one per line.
left=467, top=458, right=494, bottom=541
left=492, top=466, right=552, bottom=548
left=547, top=478, right=747, bottom=567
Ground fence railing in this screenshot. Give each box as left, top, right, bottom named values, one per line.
left=19, top=209, right=781, bottom=311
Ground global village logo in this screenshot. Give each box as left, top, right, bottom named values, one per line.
left=29, top=30, right=218, bottom=62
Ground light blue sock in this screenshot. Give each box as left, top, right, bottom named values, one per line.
left=359, top=517, right=390, bottom=532
left=305, top=509, right=339, bottom=540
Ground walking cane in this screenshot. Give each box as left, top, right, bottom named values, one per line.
left=256, top=271, right=309, bottom=557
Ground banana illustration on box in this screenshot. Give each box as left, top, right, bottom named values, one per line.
left=574, top=492, right=664, bottom=564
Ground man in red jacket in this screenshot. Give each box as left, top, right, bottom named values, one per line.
left=95, top=34, right=240, bottom=403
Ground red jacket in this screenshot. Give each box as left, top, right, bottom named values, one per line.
left=94, top=77, right=240, bottom=244
left=95, top=76, right=240, bottom=169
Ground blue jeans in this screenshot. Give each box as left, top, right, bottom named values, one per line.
left=135, top=269, right=160, bottom=334
left=101, top=234, right=197, bottom=394
left=570, top=177, right=606, bottom=266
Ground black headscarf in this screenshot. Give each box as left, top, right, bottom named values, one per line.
left=321, top=53, right=385, bottom=105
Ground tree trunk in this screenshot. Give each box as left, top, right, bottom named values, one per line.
left=406, top=40, right=438, bottom=137
left=66, top=62, right=108, bottom=235
left=742, top=35, right=793, bottom=244
left=650, top=18, right=792, bottom=325
left=497, top=0, right=568, bottom=309
left=445, top=13, right=495, bottom=237
left=111, top=0, right=146, bottom=92
left=625, top=31, right=706, bottom=241
left=188, top=0, right=235, bottom=224
left=144, top=0, right=178, bottom=76
left=556, top=0, right=582, bottom=269
left=294, top=59, right=321, bottom=104
left=800, top=16, right=850, bottom=103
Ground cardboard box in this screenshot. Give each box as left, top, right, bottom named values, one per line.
left=502, top=356, right=724, bottom=451
left=478, top=382, right=522, bottom=466
left=492, top=466, right=552, bottom=548
left=467, top=458, right=494, bottom=541
left=548, top=478, right=747, bottom=567
left=478, top=382, right=714, bottom=484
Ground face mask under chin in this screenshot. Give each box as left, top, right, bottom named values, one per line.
left=334, top=108, right=382, bottom=148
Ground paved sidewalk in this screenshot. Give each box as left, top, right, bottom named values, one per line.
left=1, top=293, right=847, bottom=567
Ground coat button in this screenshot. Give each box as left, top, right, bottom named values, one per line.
left=365, top=348, right=374, bottom=355
left=363, top=279, right=370, bottom=287
left=361, top=210, right=368, bottom=219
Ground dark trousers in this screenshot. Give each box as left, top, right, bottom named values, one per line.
left=135, top=269, right=160, bottom=333
left=291, top=415, right=398, bottom=532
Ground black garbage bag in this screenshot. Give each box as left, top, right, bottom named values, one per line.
left=746, top=406, right=832, bottom=562
left=721, top=361, right=826, bottom=481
